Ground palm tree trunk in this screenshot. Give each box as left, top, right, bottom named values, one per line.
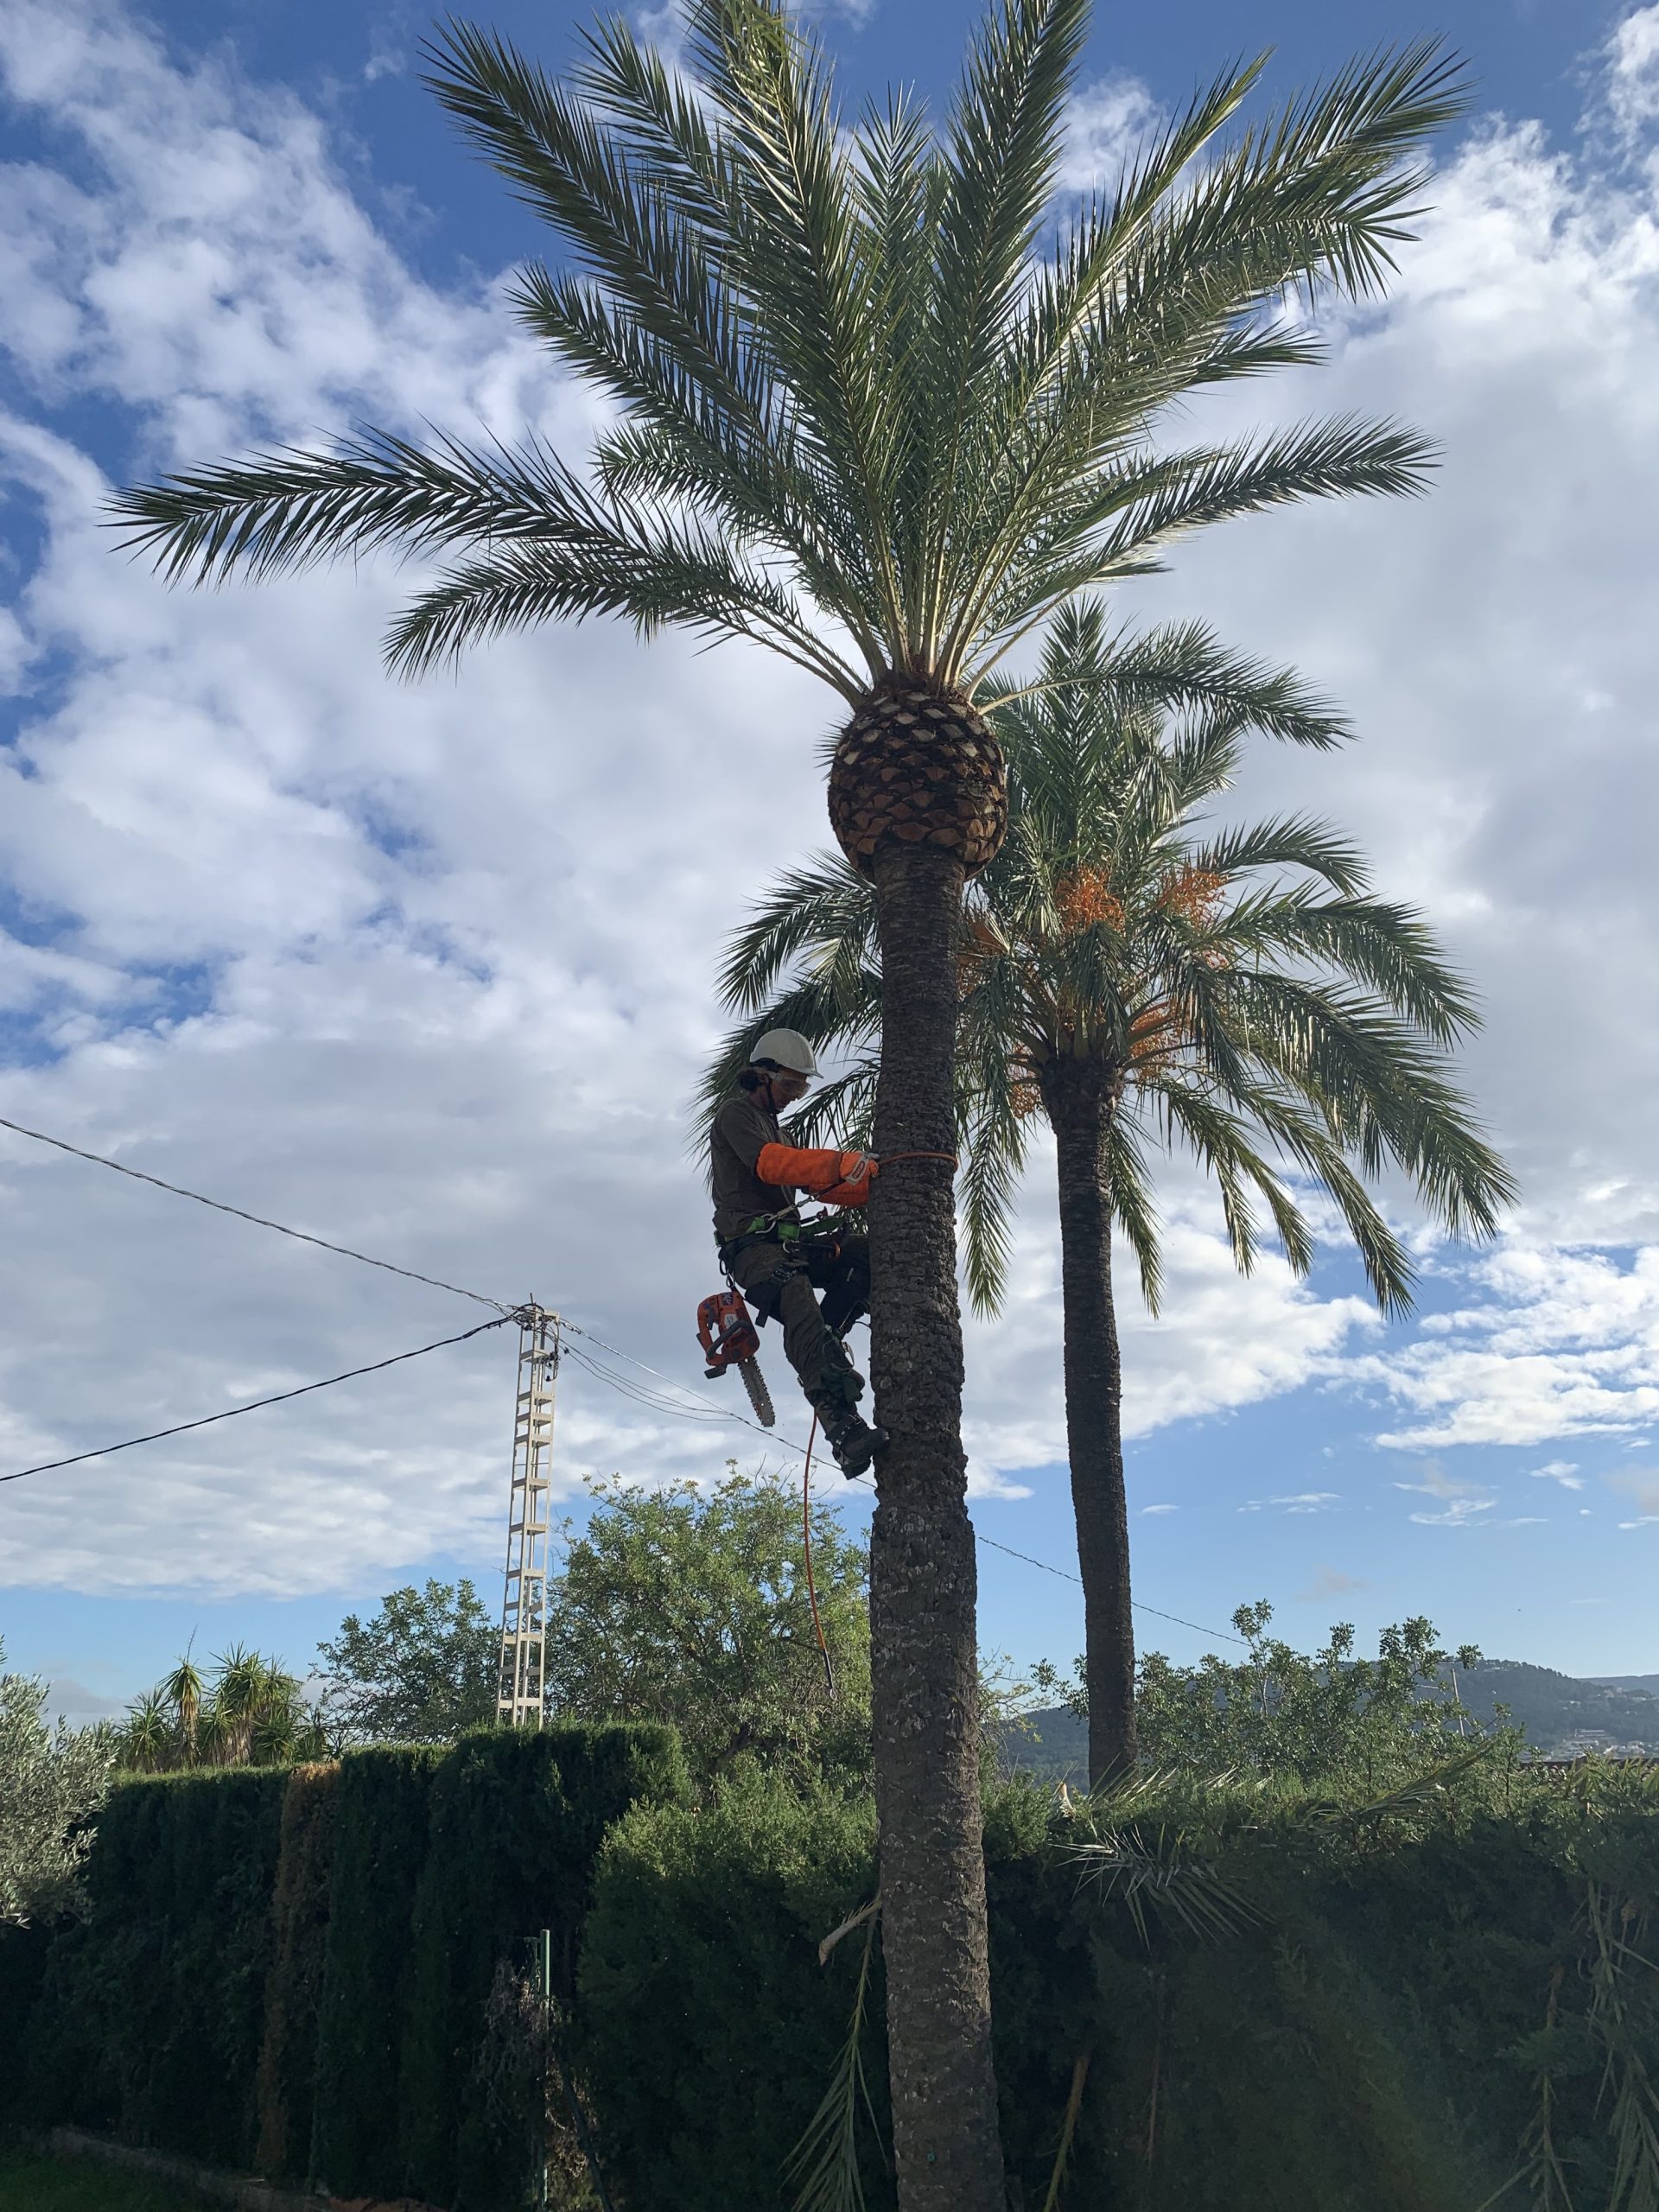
left=1041, top=1058, right=1138, bottom=1788
left=868, top=842, right=1005, bottom=2212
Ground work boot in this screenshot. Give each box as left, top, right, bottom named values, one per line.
left=820, top=1403, right=883, bottom=1479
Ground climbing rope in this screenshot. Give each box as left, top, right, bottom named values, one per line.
left=802, top=1410, right=835, bottom=1698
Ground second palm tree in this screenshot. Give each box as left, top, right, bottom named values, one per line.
left=710, top=603, right=1515, bottom=1787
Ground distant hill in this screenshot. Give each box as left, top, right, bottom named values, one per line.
left=1458, top=1662, right=1659, bottom=1754
left=1007, top=1660, right=1659, bottom=1783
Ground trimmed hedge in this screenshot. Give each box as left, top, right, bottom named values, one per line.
left=23, top=1768, right=289, bottom=2165
left=578, top=1774, right=889, bottom=2210
left=13, top=1728, right=688, bottom=2209
left=16, top=1741, right=1656, bottom=2209
left=575, top=1766, right=1659, bottom=2211
left=399, top=1724, right=690, bottom=2212
left=254, top=1762, right=340, bottom=2181
left=308, top=1744, right=438, bottom=2196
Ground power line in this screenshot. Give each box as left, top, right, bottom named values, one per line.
left=563, top=1322, right=1248, bottom=1645
left=0, top=1113, right=509, bottom=1313
left=0, top=1111, right=1245, bottom=1644
left=0, top=1314, right=512, bottom=1485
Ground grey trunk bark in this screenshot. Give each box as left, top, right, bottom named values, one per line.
left=1041, top=1058, right=1138, bottom=1787
left=867, top=842, right=1005, bottom=2212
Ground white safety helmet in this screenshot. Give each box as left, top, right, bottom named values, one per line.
left=750, top=1027, right=818, bottom=1077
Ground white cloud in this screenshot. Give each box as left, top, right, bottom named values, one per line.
left=1238, top=1491, right=1342, bottom=1516
left=5, top=2, right=1659, bottom=1602
left=1059, top=74, right=1160, bottom=191
left=1139, top=1503, right=1179, bottom=1516
left=1409, top=1497, right=1497, bottom=1528
left=1353, top=1249, right=1659, bottom=1449
left=1604, top=4, right=1659, bottom=136
left=1531, top=1459, right=1585, bottom=1488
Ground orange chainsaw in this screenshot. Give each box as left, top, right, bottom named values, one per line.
left=696, top=1288, right=776, bottom=1427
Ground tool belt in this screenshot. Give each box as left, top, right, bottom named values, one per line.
left=717, top=1211, right=849, bottom=1327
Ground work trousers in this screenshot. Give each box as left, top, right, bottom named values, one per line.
left=724, top=1231, right=870, bottom=1420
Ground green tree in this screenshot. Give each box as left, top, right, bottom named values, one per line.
left=0, top=1640, right=116, bottom=1924
left=712, top=603, right=1513, bottom=1788
left=546, top=1467, right=871, bottom=1791
left=1111, top=1601, right=1501, bottom=1790
left=315, top=1578, right=499, bottom=1745
left=111, top=3, right=1466, bottom=2186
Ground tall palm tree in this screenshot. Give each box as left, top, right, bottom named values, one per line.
left=110, top=3, right=1465, bottom=2190
left=708, top=602, right=1515, bottom=1786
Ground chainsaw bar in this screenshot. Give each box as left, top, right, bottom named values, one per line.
left=737, top=1357, right=776, bottom=1427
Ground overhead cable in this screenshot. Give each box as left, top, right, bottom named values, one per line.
left=0, top=1113, right=510, bottom=1313
left=0, top=1315, right=512, bottom=1485
left=0, top=1111, right=1245, bottom=1643
left=562, top=1322, right=1248, bottom=1645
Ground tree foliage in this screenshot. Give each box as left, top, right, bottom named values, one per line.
left=315, top=1578, right=499, bottom=1745
left=709, top=601, right=1514, bottom=1319
left=117, top=1644, right=326, bottom=1773
left=545, top=1467, right=871, bottom=1789
left=0, top=1640, right=116, bottom=1926
left=1034, top=1602, right=1503, bottom=1789
left=111, top=1, right=1465, bottom=712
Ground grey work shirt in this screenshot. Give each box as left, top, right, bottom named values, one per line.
left=711, top=1090, right=801, bottom=1243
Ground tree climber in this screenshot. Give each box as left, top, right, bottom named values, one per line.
left=710, top=1028, right=883, bottom=1477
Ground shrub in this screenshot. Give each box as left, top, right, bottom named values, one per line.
left=254, top=1762, right=340, bottom=2179
left=578, top=1770, right=887, bottom=2212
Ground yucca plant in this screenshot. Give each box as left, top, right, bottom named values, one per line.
left=162, top=1653, right=204, bottom=1765
left=709, top=604, right=1513, bottom=1785
left=110, top=1, right=1466, bottom=2188
left=116, top=1688, right=175, bottom=1775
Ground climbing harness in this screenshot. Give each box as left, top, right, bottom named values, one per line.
left=695, top=1288, right=776, bottom=1427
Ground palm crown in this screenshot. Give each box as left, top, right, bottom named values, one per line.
left=111, top=0, right=1460, bottom=717
left=708, top=601, right=1516, bottom=1314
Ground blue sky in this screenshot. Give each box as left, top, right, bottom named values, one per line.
left=3, top=0, right=1659, bottom=1719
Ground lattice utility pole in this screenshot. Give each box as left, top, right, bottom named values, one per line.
left=497, top=1306, right=560, bottom=1726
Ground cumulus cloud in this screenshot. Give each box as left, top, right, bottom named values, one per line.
left=1354, top=1249, right=1659, bottom=1449
left=4, top=2, right=1659, bottom=1603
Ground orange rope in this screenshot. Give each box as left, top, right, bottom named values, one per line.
left=802, top=1411, right=835, bottom=1697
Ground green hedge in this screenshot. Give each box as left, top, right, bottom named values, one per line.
left=308, top=1744, right=438, bottom=2196
left=23, top=1768, right=289, bottom=2165
left=16, top=1742, right=1656, bottom=2210
left=400, top=1723, right=690, bottom=2212
left=576, top=1765, right=1659, bottom=2211
left=578, top=1774, right=889, bottom=2211
left=254, top=1762, right=340, bottom=2181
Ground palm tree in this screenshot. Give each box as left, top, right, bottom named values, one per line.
left=109, top=3, right=1466, bottom=2189
left=709, top=602, right=1515, bottom=1786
